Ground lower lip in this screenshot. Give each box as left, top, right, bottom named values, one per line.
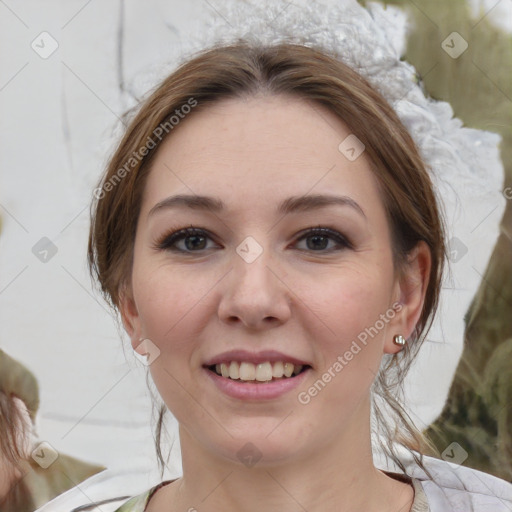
left=203, top=367, right=311, bottom=400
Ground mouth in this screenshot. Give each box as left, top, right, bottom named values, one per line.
left=204, top=361, right=312, bottom=383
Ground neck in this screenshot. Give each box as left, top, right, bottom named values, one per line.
left=161, top=397, right=412, bottom=512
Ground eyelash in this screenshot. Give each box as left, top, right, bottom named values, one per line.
left=153, top=225, right=354, bottom=254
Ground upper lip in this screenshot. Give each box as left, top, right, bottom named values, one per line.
left=203, top=349, right=312, bottom=368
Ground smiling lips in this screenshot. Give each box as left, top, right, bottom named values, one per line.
left=214, top=361, right=305, bottom=382
left=203, top=349, right=312, bottom=383
left=204, top=363, right=311, bottom=400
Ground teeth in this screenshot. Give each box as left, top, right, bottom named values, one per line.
left=255, top=362, right=273, bottom=381
left=220, top=363, right=230, bottom=378
left=214, top=361, right=306, bottom=381
left=239, top=362, right=256, bottom=380
left=272, top=361, right=284, bottom=378
left=229, top=361, right=239, bottom=379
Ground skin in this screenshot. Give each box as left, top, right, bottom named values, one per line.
left=120, top=94, right=431, bottom=512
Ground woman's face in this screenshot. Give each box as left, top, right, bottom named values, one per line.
left=121, top=95, right=426, bottom=465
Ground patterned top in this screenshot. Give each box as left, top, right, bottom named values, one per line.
left=113, top=472, right=430, bottom=511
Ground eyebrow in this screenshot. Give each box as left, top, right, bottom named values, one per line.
left=148, top=193, right=367, bottom=219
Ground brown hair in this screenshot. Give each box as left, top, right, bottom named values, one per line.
left=0, top=393, right=29, bottom=471
left=0, top=349, right=38, bottom=482
left=88, top=41, right=446, bottom=479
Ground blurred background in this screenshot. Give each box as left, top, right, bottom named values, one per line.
left=0, top=0, right=510, bottom=508
left=364, top=0, right=512, bottom=483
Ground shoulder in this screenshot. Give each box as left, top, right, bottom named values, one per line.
left=32, top=469, right=169, bottom=512
left=112, top=481, right=175, bottom=512
left=110, top=490, right=151, bottom=512
left=404, top=453, right=512, bottom=511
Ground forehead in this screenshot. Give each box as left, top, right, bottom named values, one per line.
left=140, top=95, right=386, bottom=221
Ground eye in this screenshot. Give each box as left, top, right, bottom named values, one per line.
left=154, top=225, right=353, bottom=253
left=154, top=226, right=217, bottom=253
left=294, top=226, right=353, bottom=252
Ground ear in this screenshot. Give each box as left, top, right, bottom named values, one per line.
left=118, top=283, right=143, bottom=350
left=384, top=240, right=432, bottom=354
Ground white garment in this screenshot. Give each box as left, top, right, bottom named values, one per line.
left=35, top=452, right=512, bottom=512
left=403, top=453, right=512, bottom=511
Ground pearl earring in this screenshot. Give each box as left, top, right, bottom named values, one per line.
left=393, top=334, right=407, bottom=348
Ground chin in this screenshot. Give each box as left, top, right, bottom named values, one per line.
left=207, top=428, right=310, bottom=468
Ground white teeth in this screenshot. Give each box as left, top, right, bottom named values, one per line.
left=272, top=361, right=284, bottom=378
left=255, top=362, right=273, bottom=381
left=239, top=362, right=256, bottom=380
left=220, top=363, right=230, bottom=378
left=212, top=361, right=306, bottom=381
left=229, top=361, right=239, bottom=379
left=283, top=362, right=294, bottom=377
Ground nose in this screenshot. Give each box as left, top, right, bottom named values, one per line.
left=217, top=243, right=292, bottom=330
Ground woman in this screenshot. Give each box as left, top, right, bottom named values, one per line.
left=83, top=40, right=511, bottom=511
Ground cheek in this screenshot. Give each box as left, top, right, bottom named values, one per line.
left=306, top=263, right=392, bottom=336
left=302, top=265, right=394, bottom=391
left=132, top=258, right=208, bottom=342
left=132, top=265, right=210, bottom=422
left=131, top=261, right=218, bottom=414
